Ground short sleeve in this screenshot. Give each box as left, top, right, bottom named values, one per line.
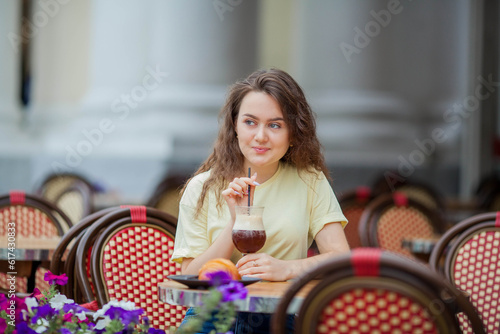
left=308, top=172, right=348, bottom=239
left=171, top=174, right=210, bottom=263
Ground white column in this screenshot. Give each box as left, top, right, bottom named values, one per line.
left=29, top=0, right=91, bottom=114
left=74, top=0, right=260, bottom=199
left=84, top=0, right=258, bottom=110
left=0, top=1, right=21, bottom=120
left=292, top=0, right=469, bottom=174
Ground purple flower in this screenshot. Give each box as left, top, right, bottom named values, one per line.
left=29, top=287, right=42, bottom=299
left=104, top=306, right=144, bottom=327
left=63, top=313, right=73, bottom=322
left=148, top=328, right=166, bottom=334
left=0, top=317, right=7, bottom=334
left=15, top=322, right=38, bottom=334
left=44, top=271, right=68, bottom=285
left=63, top=302, right=88, bottom=315
left=60, top=328, right=73, bottom=334
left=217, top=281, right=248, bottom=302
left=0, top=294, right=8, bottom=311
left=30, top=304, right=57, bottom=324
left=205, top=270, right=232, bottom=287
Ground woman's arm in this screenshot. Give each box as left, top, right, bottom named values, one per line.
left=236, top=222, right=350, bottom=281
left=180, top=218, right=236, bottom=275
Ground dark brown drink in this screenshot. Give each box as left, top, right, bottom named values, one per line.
left=232, top=230, right=266, bottom=254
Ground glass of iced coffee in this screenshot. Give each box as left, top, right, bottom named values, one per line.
left=232, top=206, right=266, bottom=255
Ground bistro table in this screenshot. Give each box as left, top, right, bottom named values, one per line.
left=0, top=237, right=61, bottom=292
left=158, top=279, right=318, bottom=314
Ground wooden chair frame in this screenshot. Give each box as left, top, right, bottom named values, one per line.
left=0, top=192, right=73, bottom=293
left=53, top=179, right=94, bottom=224
left=0, top=192, right=73, bottom=233
left=429, top=212, right=497, bottom=273
left=75, top=206, right=181, bottom=330
left=358, top=193, right=448, bottom=254
left=35, top=172, right=95, bottom=198
left=371, top=176, right=447, bottom=212
left=146, top=173, right=189, bottom=219
left=50, top=207, right=119, bottom=301
left=271, top=249, right=485, bottom=334
left=75, top=207, right=177, bottom=303
left=91, top=219, right=176, bottom=304
left=35, top=172, right=96, bottom=225
left=429, top=212, right=500, bottom=333
left=337, top=186, right=374, bottom=248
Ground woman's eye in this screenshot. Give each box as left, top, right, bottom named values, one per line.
left=244, top=120, right=255, bottom=126
left=269, top=123, right=281, bottom=129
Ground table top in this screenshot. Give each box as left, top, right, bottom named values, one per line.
left=158, top=279, right=318, bottom=314
left=0, top=237, right=61, bottom=261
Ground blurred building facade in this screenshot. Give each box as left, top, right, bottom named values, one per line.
left=0, top=0, right=498, bottom=202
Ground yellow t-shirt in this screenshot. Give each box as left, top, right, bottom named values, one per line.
left=171, top=163, right=347, bottom=264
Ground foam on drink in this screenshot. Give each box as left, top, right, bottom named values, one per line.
left=232, top=213, right=266, bottom=253
left=233, top=214, right=264, bottom=231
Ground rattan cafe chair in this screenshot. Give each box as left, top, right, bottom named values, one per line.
left=35, top=172, right=96, bottom=225
left=337, top=186, right=375, bottom=249
left=429, top=211, right=500, bottom=334
left=358, top=192, right=448, bottom=260
left=271, top=248, right=486, bottom=334
left=0, top=191, right=72, bottom=293
left=50, top=207, right=120, bottom=303
left=77, top=206, right=185, bottom=331
left=371, top=175, right=447, bottom=213
left=146, top=173, right=189, bottom=219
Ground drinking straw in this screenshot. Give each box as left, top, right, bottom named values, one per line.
left=248, top=167, right=251, bottom=207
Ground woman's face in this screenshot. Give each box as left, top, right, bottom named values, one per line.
left=235, top=91, right=291, bottom=174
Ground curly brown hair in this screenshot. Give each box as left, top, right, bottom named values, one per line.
left=185, top=68, right=330, bottom=216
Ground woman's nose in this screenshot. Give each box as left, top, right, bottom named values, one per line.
left=254, top=126, right=268, bottom=142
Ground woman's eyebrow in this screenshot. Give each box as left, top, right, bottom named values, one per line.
left=241, top=113, right=284, bottom=122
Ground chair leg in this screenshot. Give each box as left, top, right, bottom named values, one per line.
left=27, top=261, right=41, bottom=292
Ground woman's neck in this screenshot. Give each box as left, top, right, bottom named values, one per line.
left=245, top=163, right=280, bottom=184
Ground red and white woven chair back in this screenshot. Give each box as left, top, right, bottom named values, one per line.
left=316, top=288, right=439, bottom=334
left=0, top=191, right=64, bottom=293
left=377, top=206, right=436, bottom=256
left=339, top=187, right=374, bottom=249
left=0, top=205, right=58, bottom=238
left=451, top=229, right=500, bottom=333
left=101, top=225, right=184, bottom=330
left=273, top=248, right=484, bottom=334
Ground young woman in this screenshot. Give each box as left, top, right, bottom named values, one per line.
left=172, top=68, right=349, bottom=333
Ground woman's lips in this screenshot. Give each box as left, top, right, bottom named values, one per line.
left=253, top=147, right=269, bottom=154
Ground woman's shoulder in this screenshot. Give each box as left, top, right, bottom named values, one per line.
left=282, top=163, right=326, bottom=183
left=183, top=170, right=211, bottom=194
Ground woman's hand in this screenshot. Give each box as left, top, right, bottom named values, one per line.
left=236, top=253, right=293, bottom=282
left=235, top=223, right=350, bottom=281
left=221, top=172, right=259, bottom=221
